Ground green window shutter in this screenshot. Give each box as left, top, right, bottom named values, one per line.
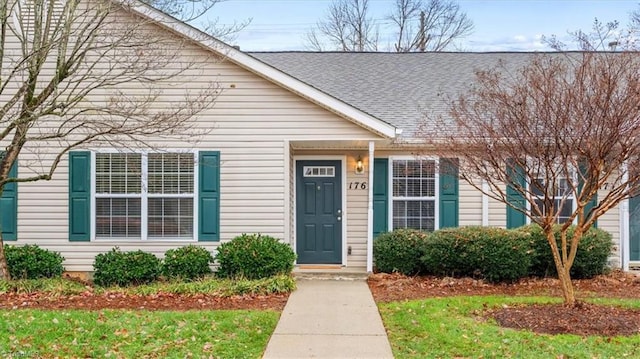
left=198, top=151, right=220, bottom=241
left=372, top=158, right=388, bottom=238
left=69, top=151, right=91, bottom=241
left=578, top=161, right=598, bottom=228
left=506, top=159, right=526, bottom=229
left=439, top=158, right=459, bottom=229
left=0, top=160, right=18, bottom=241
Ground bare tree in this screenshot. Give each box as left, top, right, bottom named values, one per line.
left=0, top=0, right=221, bottom=279
left=421, top=22, right=640, bottom=305
left=305, top=0, right=378, bottom=51
left=142, top=0, right=250, bottom=42
left=306, top=0, right=472, bottom=52
left=390, top=0, right=473, bottom=52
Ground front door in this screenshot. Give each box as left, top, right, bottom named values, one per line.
left=630, top=194, right=640, bottom=261
left=296, top=160, right=342, bottom=264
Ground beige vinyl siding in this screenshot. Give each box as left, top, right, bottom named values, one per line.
left=459, top=180, right=483, bottom=226
left=9, top=5, right=384, bottom=272
left=345, top=155, right=368, bottom=268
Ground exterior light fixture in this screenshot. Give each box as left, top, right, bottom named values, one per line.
left=355, top=156, right=365, bottom=174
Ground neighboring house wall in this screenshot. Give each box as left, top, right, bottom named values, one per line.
left=7, top=5, right=383, bottom=272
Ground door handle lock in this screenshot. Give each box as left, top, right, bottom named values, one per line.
left=337, top=209, right=342, bottom=214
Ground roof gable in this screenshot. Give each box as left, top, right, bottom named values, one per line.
left=117, top=1, right=398, bottom=139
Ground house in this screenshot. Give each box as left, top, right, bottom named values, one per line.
left=2, top=0, right=636, bottom=274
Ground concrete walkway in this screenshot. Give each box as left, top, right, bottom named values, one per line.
left=263, top=279, right=394, bottom=359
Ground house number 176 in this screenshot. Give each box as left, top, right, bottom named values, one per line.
left=349, top=182, right=368, bottom=190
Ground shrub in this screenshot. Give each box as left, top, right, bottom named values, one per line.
left=215, top=234, right=296, bottom=279
left=93, top=248, right=161, bottom=287
left=5, top=245, right=64, bottom=279
left=162, top=245, right=213, bottom=280
left=522, top=224, right=612, bottom=279
left=373, top=229, right=429, bottom=275
left=421, top=227, right=476, bottom=278
left=470, top=227, right=532, bottom=283
left=422, top=226, right=531, bottom=283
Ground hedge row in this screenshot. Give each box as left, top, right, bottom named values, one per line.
left=5, top=233, right=296, bottom=287
left=94, top=234, right=296, bottom=286
left=373, top=225, right=612, bottom=282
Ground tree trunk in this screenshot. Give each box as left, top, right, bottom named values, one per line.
left=557, top=264, right=575, bottom=305
left=546, top=230, right=576, bottom=306
left=0, top=232, right=9, bottom=280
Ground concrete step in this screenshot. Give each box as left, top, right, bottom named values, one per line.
left=293, top=266, right=369, bottom=281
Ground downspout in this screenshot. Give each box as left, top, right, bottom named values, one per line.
left=366, top=141, right=375, bottom=273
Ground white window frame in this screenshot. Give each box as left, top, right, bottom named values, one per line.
left=91, top=149, right=199, bottom=242
left=388, top=156, right=440, bottom=232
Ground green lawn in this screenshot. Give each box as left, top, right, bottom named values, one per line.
left=379, top=296, right=640, bottom=359
left=0, top=309, right=278, bottom=358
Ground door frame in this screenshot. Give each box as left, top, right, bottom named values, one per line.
left=293, top=155, right=347, bottom=266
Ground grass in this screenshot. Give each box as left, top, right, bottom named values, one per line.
left=0, top=274, right=296, bottom=296
left=379, top=296, right=640, bottom=359
left=0, top=276, right=295, bottom=357
left=0, top=309, right=278, bottom=358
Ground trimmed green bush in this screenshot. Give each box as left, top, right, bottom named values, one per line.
left=5, top=245, right=64, bottom=279
left=93, top=248, right=161, bottom=287
left=373, top=229, right=429, bottom=275
left=470, top=227, right=532, bottom=283
left=215, top=234, right=296, bottom=280
left=421, top=228, right=476, bottom=278
left=422, top=226, right=531, bottom=283
left=162, top=245, right=213, bottom=280
left=521, top=224, right=612, bottom=279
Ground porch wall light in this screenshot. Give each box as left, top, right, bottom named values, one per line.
left=355, top=156, right=365, bottom=174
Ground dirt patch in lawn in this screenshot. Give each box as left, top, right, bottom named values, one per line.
left=0, top=291, right=289, bottom=311
left=368, top=270, right=640, bottom=336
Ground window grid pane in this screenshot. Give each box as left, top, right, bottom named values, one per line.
left=393, top=200, right=435, bottom=232
left=148, top=153, right=194, bottom=194
left=392, top=159, right=437, bottom=232
left=148, top=198, right=194, bottom=238
left=95, top=153, right=141, bottom=194
left=95, top=198, right=141, bottom=238
left=532, top=177, right=573, bottom=224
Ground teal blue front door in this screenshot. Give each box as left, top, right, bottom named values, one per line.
left=296, top=160, right=342, bottom=264
left=630, top=194, right=640, bottom=261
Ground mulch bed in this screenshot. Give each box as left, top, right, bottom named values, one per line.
left=488, top=302, right=640, bottom=336
left=368, top=270, right=640, bottom=336
left=0, top=291, right=289, bottom=311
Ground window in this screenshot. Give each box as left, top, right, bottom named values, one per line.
left=303, top=166, right=335, bottom=177
left=95, top=152, right=195, bottom=239
left=391, top=159, right=436, bottom=231
left=531, top=177, right=574, bottom=224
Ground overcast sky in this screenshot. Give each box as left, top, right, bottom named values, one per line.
left=203, top=0, right=638, bottom=51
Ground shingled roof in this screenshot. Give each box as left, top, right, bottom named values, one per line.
left=250, top=52, right=543, bottom=138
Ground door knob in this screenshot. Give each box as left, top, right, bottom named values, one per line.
left=337, top=216, right=342, bottom=221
